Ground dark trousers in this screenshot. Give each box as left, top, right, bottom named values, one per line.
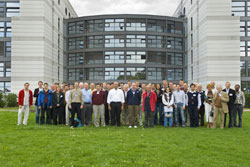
left=50, top=107, right=54, bottom=124
left=62, top=104, right=65, bottom=124
left=40, top=104, right=50, bottom=125
left=224, top=104, right=234, bottom=128
left=53, top=106, right=63, bottom=125
left=188, top=105, right=198, bottom=127
left=198, top=105, right=205, bottom=126
left=105, top=103, right=110, bottom=125
left=154, top=103, right=164, bottom=125
left=110, top=102, right=121, bottom=126
left=145, top=110, right=155, bottom=128
left=234, top=104, right=243, bottom=128
left=81, top=103, right=92, bottom=125
left=70, top=103, right=81, bottom=126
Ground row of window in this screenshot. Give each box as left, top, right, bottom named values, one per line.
left=68, top=19, right=183, bottom=34
left=0, top=81, right=10, bottom=93
left=68, top=52, right=183, bottom=66
left=0, top=2, right=19, bottom=17
left=0, top=41, right=11, bottom=57
left=0, top=62, right=11, bottom=77
left=68, top=35, right=183, bottom=50
left=0, top=22, right=11, bottom=37
left=68, top=68, right=183, bottom=81
left=232, top=1, right=250, bottom=16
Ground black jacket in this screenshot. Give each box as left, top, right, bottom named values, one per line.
left=33, top=88, right=41, bottom=106
left=155, top=89, right=163, bottom=104
left=222, top=88, right=236, bottom=106
left=199, top=90, right=205, bottom=107
left=52, top=92, right=65, bottom=108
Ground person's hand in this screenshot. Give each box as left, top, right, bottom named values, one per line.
left=197, top=107, right=200, bottom=110
left=168, top=105, right=171, bottom=108
left=69, top=105, right=72, bottom=109
left=57, top=104, right=60, bottom=107
left=121, top=106, right=124, bottom=111
left=19, top=105, right=22, bottom=109
left=182, top=106, right=185, bottom=110
left=39, top=106, right=41, bottom=110
left=108, top=105, right=111, bottom=111
left=174, top=105, right=177, bottom=109
left=29, top=105, right=32, bottom=108
left=80, top=105, right=83, bottom=109
left=49, top=106, right=52, bottom=109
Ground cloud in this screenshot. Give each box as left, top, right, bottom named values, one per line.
left=69, top=0, right=179, bottom=17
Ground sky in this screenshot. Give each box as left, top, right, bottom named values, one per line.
left=68, top=0, right=180, bottom=17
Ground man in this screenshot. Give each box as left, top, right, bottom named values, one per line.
left=162, top=80, right=168, bottom=91
left=33, top=81, right=43, bottom=124
left=197, top=84, right=205, bottom=126
left=186, top=83, right=201, bottom=127
left=223, top=82, right=236, bottom=128
left=68, top=82, right=84, bottom=128
left=122, top=84, right=129, bottom=125
left=65, top=83, right=74, bottom=125
left=179, top=79, right=184, bottom=90
left=142, top=84, right=157, bottom=128
left=92, top=84, right=106, bottom=127
left=210, top=81, right=216, bottom=93
left=138, top=83, right=146, bottom=126
left=81, top=83, right=92, bottom=126
left=61, top=82, right=67, bottom=92
left=169, top=82, right=174, bottom=91
left=183, top=83, right=190, bottom=126
left=107, top=82, right=125, bottom=126
left=38, top=83, right=53, bottom=125
left=52, top=85, right=64, bottom=125
left=119, top=83, right=124, bottom=90
left=234, top=84, right=245, bottom=128
left=212, top=84, right=229, bottom=129
left=154, top=83, right=164, bottom=125
left=127, top=81, right=132, bottom=90
left=173, top=84, right=186, bottom=127
left=90, top=83, right=96, bottom=94
left=127, top=83, right=141, bottom=128
left=18, top=82, right=33, bottom=125
left=102, top=82, right=110, bottom=125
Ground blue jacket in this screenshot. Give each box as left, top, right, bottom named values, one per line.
left=38, top=89, right=53, bottom=108
left=127, top=89, right=141, bottom=105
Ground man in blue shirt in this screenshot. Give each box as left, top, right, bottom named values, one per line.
left=81, top=82, right=92, bottom=126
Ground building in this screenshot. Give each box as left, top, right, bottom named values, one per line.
left=174, top=0, right=241, bottom=87
left=64, top=15, right=185, bottom=84
left=1, top=0, right=77, bottom=94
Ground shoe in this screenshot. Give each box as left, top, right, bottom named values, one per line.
left=17, top=124, right=21, bottom=126
left=70, top=126, right=74, bottom=129
left=129, top=126, right=132, bottom=128
left=134, top=126, right=137, bottom=128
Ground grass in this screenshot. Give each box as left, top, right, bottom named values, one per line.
left=0, top=111, right=250, bottom=167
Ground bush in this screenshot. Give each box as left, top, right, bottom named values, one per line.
left=245, top=92, right=250, bottom=108
left=0, top=93, right=5, bottom=108
left=5, top=93, right=18, bottom=107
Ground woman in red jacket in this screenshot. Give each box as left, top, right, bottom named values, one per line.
left=142, top=84, right=157, bottom=128
left=18, top=82, right=33, bottom=125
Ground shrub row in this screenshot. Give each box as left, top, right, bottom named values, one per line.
left=0, top=93, right=18, bottom=108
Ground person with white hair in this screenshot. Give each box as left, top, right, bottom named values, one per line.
left=81, top=82, right=92, bottom=126
left=122, top=84, right=129, bottom=125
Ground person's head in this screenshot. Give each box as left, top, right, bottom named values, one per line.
left=190, top=83, right=195, bottom=91
left=38, top=81, right=43, bottom=88
left=142, top=83, right=146, bottom=90
left=120, top=83, right=124, bottom=89
left=131, top=83, right=136, bottom=90
left=107, top=83, right=111, bottom=90
left=102, top=82, right=107, bottom=89
left=165, top=87, right=172, bottom=94
left=198, top=84, right=203, bottom=92
left=225, top=81, right=231, bottom=89
left=151, top=84, right=156, bottom=90
left=24, top=82, right=30, bottom=90
left=156, top=84, right=161, bottom=90
left=146, top=84, right=151, bottom=92
left=163, top=80, right=168, bottom=87
left=176, top=84, right=180, bottom=91
left=169, top=82, right=174, bottom=88
left=235, top=84, right=240, bottom=91
left=184, top=83, right=188, bottom=91
left=179, top=79, right=184, bottom=86
left=74, top=82, right=79, bottom=89
left=124, top=84, right=129, bottom=91
left=216, top=84, right=223, bottom=92
left=173, top=84, right=177, bottom=90
left=84, top=82, right=89, bottom=90
left=44, top=83, right=49, bottom=90
left=50, top=84, right=55, bottom=91
left=79, top=82, right=84, bottom=89
left=90, top=83, right=95, bottom=90
left=136, top=81, right=140, bottom=88
left=54, top=83, right=59, bottom=87
left=114, top=82, right=119, bottom=89
left=207, top=84, right=212, bottom=91
left=127, top=81, right=132, bottom=87
left=210, top=81, right=215, bottom=89
left=56, top=85, right=61, bottom=93
left=69, top=84, right=74, bottom=90
left=62, top=82, right=66, bottom=89
left=96, top=84, right=101, bottom=91
left=65, top=85, right=69, bottom=91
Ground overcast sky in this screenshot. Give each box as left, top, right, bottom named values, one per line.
left=69, top=0, right=179, bottom=17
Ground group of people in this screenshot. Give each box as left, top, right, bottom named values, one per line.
left=17, top=80, right=245, bottom=129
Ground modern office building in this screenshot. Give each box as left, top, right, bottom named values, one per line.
left=64, top=15, right=185, bottom=84
left=174, top=0, right=241, bottom=87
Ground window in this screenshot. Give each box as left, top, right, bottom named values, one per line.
left=191, top=17, right=193, bottom=31
left=191, top=0, right=193, bottom=5
left=126, top=51, right=146, bottom=64
left=5, top=42, right=11, bottom=57
left=105, top=19, right=124, bottom=31
left=6, top=2, right=20, bottom=17
left=148, top=19, right=166, bottom=32
left=167, top=69, right=183, bottom=81
left=86, top=19, right=104, bottom=32
left=87, top=68, right=103, bottom=80
left=6, top=22, right=11, bottom=37
left=191, top=34, right=193, bottom=46
left=68, top=37, right=84, bottom=50
left=167, top=37, right=175, bottom=49
left=167, top=21, right=175, bottom=33
left=68, top=53, right=83, bottom=65
left=87, top=36, right=103, bottom=48
left=191, top=67, right=193, bottom=80
left=168, top=53, right=183, bottom=65
left=126, top=18, right=146, bottom=31
left=241, top=61, right=246, bottom=77
left=148, top=52, right=166, bottom=64
left=232, top=2, right=246, bottom=16
left=126, top=68, right=146, bottom=80
left=167, top=37, right=183, bottom=50
left=126, top=35, right=146, bottom=47
left=148, top=68, right=165, bottom=80
left=105, top=51, right=125, bottom=64
left=0, top=42, right=4, bottom=57
left=68, top=69, right=83, bottom=81
left=175, top=38, right=183, bottom=49
left=0, top=2, right=4, bottom=17
left=105, top=35, right=125, bottom=47
left=85, top=52, right=103, bottom=64
left=58, top=0, right=60, bottom=5
left=0, top=63, right=4, bottom=77
left=5, top=67, right=11, bottom=77
left=105, top=68, right=125, bottom=80
left=65, top=8, right=68, bottom=15
left=0, top=22, right=4, bottom=37
left=148, top=36, right=166, bottom=48
left=191, top=50, right=193, bottom=63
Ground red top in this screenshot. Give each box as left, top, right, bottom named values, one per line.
left=142, top=91, right=157, bottom=112
left=44, top=90, right=48, bottom=104
left=18, top=89, right=33, bottom=106
left=92, top=90, right=106, bottom=105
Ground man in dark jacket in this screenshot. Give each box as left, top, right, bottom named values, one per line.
left=198, top=84, right=205, bottom=126
left=33, top=81, right=43, bottom=124
left=223, top=82, right=236, bottom=128
left=52, top=85, right=65, bottom=125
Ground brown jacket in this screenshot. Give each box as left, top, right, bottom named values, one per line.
left=212, top=91, right=229, bottom=113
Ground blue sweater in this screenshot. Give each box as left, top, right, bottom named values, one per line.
left=38, top=89, right=53, bottom=108
left=127, top=89, right=141, bottom=105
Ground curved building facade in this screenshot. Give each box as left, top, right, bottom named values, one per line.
left=65, top=14, right=185, bottom=83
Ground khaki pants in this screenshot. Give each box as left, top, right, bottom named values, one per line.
left=18, top=105, right=30, bottom=125
left=122, top=103, right=129, bottom=125
left=213, top=107, right=225, bottom=128
left=184, top=107, right=190, bottom=126
left=128, top=105, right=139, bottom=126
left=93, top=104, right=105, bottom=127
left=65, top=103, right=70, bottom=125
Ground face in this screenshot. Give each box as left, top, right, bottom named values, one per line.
left=128, top=82, right=132, bottom=87
left=90, top=83, right=95, bottom=89
left=184, top=83, right=188, bottom=89
left=132, top=83, right=136, bottom=90
left=191, top=85, right=195, bottom=91
left=156, top=84, right=161, bottom=89
left=102, top=83, right=107, bottom=89
left=51, top=85, right=55, bottom=91
left=207, top=86, right=212, bottom=91
left=44, top=84, right=48, bottom=89
left=56, top=87, right=61, bottom=92
left=84, top=83, right=89, bottom=90
left=70, top=85, right=74, bottom=90
left=176, top=85, right=180, bottom=91
left=124, top=86, right=128, bottom=91
left=96, top=85, right=101, bottom=91
left=225, top=82, right=231, bottom=89
left=163, top=80, right=168, bottom=87
left=211, top=82, right=215, bottom=88
left=65, top=86, right=69, bottom=91
left=79, top=83, right=84, bottom=89
left=142, top=84, right=146, bottom=90
left=179, top=80, right=184, bottom=86
left=198, top=85, right=202, bottom=91
left=146, top=85, right=151, bottom=92
left=217, top=86, right=222, bottom=92
left=166, top=88, right=170, bottom=93
left=75, top=82, right=79, bottom=88
left=120, top=84, right=124, bottom=89
left=24, top=83, right=29, bottom=90
left=107, top=84, right=110, bottom=90
left=136, top=82, right=140, bottom=87
left=169, top=83, right=173, bottom=88
left=152, top=84, right=156, bottom=90
left=235, top=85, right=240, bottom=91
left=114, top=82, right=119, bottom=89
left=38, top=82, right=43, bottom=88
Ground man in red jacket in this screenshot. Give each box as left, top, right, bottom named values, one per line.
left=18, top=82, right=33, bottom=125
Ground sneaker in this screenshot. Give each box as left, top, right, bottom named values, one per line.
left=17, top=124, right=21, bottom=126
left=129, top=126, right=132, bottom=128
left=70, top=126, right=74, bottom=129
left=134, top=126, right=137, bottom=128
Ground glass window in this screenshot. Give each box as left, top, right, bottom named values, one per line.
left=105, top=19, right=124, bottom=31
left=126, top=68, right=146, bottom=80
left=68, top=37, right=84, bottom=50
left=5, top=42, right=11, bottom=57
left=148, top=36, right=166, bottom=48
left=232, top=11, right=245, bottom=16
left=167, top=37, right=175, bottom=49
left=232, top=2, right=245, bottom=7
left=168, top=53, right=183, bottom=65
left=147, top=68, right=165, bottom=80
left=167, top=21, right=175, bottom=33
left=6, top=22, right=11, bottom=37
left=105, top=68, right=125, bottom=80
left=105, top=35, right=125, bottom=48
left=87, top=68, right=103, bottom=80
left=175, top=38, right=183, bottom=50
left=126, top=51, right=146, bottom=64
left=85, top=52, right=103, bottom=64
left=0, top=22, right=4, bottom=37
left=6, top=2, right=20, bottom=17
left=87, top=36, right=103, bottom=48
left=76, top=21, right=84, bottom=34
left=175, top=22, right=183, bottom=34
left=126, top=35, right=146, bottom=47
left=126, top=18, right=146, bottom=31
left=167, top=69, right=183, bottom=81
left=86, top=19, right=104, bottom=32
left=0, top=42, right=4, bottom=57
left=148, top=19, right=166, bottom=32
left=241, top=61, right=246, bottom=77
left=0, top=63, right=4, bottom=77
left=0, top=82, right=4, bottom=93
left=148, top=52, right=166, bottom=64
left=68, top=22, right=76, bottom=34
left=68, top=53, right=83, bottom=65
left=5, top=67, right=11, bottom=77
left=5, top=82, right=10, bottom=93
left=68, top=69, right=84, bottom=81
left=105, top=51, right=125, bottom=64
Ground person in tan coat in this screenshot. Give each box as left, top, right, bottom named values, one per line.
left=212, top=84, right=229, bottom=129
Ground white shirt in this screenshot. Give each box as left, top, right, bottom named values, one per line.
left=162, top=93, right=174, bottom=112
left=23, top=90, right=29, bottom=106
left=65, top=90, right=71, bottom=104
left=107, top=88, right=125, bottom=104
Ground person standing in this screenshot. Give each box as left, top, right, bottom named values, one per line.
left=52, top=85, right=64, bottom=125
left=204, top=84, right=214, bottom=128
left=81, top=83, right=92, bottom=126
left=92, top=84, right=106, bottom=127
left=38, top=83, right=53, bottom=125
left=212, top=84, right=229, bottom=129
left=223, top=82, right=236, bottom=128
left=173, top=84, right=186, bottom=127
left=65, top=83, right=74, bottom=125
left=162, top=87, right=174, bottom=127
left=154, top=84, right=164, bottom=126
left=102, top=82, right=110, bottom=125
left=122, top=84, right=129, bottom=125
left=197, top=84, right=205, bottom=126
left=127, top=83, right=141, bottom=128
left=186, top=83, right=201, bottom=127
left=183, top=83, right=190, bottom=126
left=107, top=82, right=125, bottom=126
left=142, top=85, right=157, bottom=128
left=138, top=83, right=146, bottom=126
left=68, top=82, right=84, bottom=128
left=17, top=83, right=33, bottom=125
left=33, top=81, right=43, bottom=124
left=234, top=84, right=245, bottom=128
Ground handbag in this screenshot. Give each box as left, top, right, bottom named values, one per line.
left=210, top=108, right=214, bottom=117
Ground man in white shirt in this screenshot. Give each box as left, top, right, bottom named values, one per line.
left=107, top=82, right=125, bottom=126
left=65, top=83, right=74, bottom=125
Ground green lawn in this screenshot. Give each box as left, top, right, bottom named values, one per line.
left=0, top=111, right=250, bottom=167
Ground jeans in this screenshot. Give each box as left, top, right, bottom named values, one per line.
left=234, top=104, right=243, bottom=128
left=154, top=103, right=164, bottom=125
left=35, top=106, right=41, bottom=124
left=175, top=103, right=185, bottom=126
left=164, top=112, right=173, bottom=127
left=40, top=105, right=51, bottom=125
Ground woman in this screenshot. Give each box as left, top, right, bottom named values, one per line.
left=162, top=87, right=174, bottom=127
left=154, top=84, right=164, bottom=125
left=52, top=85, right=65, bottom=125
left=204, top=84, right=213, bottom=128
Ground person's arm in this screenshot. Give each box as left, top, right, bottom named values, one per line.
left=30, top=91, right=33, bottom=107
left=221, top=93, right=229, bottom=103
left=169, top=94, right=174, bottom=106
left=198, top=93, right=201, bottom=109
left=182, top=92, right=186, bottom=108
left=80, top=91, right=84, bottom=109
left=185, top=94, right=188, bottom=106
left=18, top=90, right=22, bottom=108
left=162, top=94, right=167, bottom=106
left=107, top=91, right=111, bottom=110
left=68, top=91, right=72, bottom=108
left=60, top=93, right=64, bottom=106
left=242, top=92, right=245, bottom=107
left=38, top=93, right=41, bottom=108
left=121, top=90, right=125, bottom=111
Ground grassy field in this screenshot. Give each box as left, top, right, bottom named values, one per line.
left=0, top=111, right=250, bottom=167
